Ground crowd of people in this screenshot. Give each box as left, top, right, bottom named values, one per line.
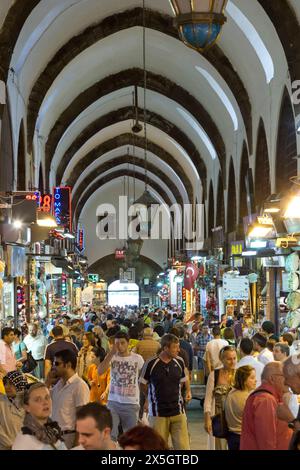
left=0, top=304, right=299, bottom=451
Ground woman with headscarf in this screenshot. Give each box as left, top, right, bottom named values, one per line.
left=0, top=370, right=27, bottom=450
left=12, top=382, right=67, bottom=450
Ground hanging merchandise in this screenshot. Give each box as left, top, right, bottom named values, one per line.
left=282, top=252, right=300, bottom=330
left=60, top=273, right=68, bottom=312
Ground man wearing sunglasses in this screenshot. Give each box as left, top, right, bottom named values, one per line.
left=46, top=349, right=89, bottom=449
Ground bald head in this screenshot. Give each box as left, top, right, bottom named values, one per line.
left=282, top=354, right=300, bottom=394
left=261, top=361, right=283, bottom=382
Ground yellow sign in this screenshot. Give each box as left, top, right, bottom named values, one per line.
left=230, top=241, right=244, bottom=256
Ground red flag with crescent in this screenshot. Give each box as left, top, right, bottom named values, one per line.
left=184, top=262, right=199, bottom=290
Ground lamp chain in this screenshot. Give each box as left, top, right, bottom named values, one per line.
left=143, top=0, right=148, bottom=190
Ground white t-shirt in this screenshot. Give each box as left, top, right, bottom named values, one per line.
left=205, top=338, right=228, bottom=370
left=108, top=353, right=144, bottom=405
left=12, top=433, right=67, bottom=450
left=237, top=355, right=264, bottom=387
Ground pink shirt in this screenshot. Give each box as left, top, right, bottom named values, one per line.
left=240, top=383, right=293, bottom=450
left=0, top=339, right=17, bottom=373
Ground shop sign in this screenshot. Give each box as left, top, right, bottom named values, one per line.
left=88, top=274, right=99, bottom=283
left=6, top=246, right=26, bottom=277
left=38, top=194, right=52, bottom=213
left=115, top=249, right=125, bottom=260
left=120, top=268, right=135, bottom=283
left=77, top=228, right=85, bottom=252
left=182, top=287, right=186, bottom=311
left=60, top=273, right=67, bottom=311
left=223, top=274, right=249, bottom=300
left=230, top=241, right=244, bottom=256
left=52, top=187, right=72, bottom=231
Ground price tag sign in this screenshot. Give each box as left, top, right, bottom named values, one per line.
left=223, top=275, right=249, bottom=300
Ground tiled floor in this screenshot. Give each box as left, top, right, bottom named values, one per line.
left=186, top=399, right=208, bottom=450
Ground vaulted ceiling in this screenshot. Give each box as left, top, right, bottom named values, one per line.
left=0, top=0, right=299, bottom=236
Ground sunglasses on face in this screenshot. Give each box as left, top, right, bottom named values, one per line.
left=54, top=361, right=63, bottom=366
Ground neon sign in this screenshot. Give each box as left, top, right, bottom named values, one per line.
left=77, top=228, right=85, bottom=252
left=38, top=194, right=52, bottom=213
left=52, top=187, right=72, bottom=231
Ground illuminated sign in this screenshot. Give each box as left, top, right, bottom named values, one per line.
left=88, top=274, right=99, bottom=283
left=230, top=241, right=245, bottom=256
left=115, top=249, right=125, bottom=260
left=182, top=287, right=186, bottom=311
left=77, top=228, right=85, bottom=252
left=38, top=194, right=52, bottom=213
left=61, top=273, right=67, bottom=312
left=52, top=187, right=72, bottom=231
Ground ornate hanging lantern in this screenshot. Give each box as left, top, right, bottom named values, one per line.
left=170, top=0, right=228, bottom=52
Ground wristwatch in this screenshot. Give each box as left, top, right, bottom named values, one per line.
left=288, top=419, right=298, bottom=429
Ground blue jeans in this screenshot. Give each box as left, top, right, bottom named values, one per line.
left=227, top=431, right=240, bottom=450
left=108, top=401, right=140, bottom=441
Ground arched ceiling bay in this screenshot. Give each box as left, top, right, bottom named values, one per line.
left=51, top=105, right=207, bottom=191
left=74, top=169, right=173, bottom=224
left=71, top=156, right=184, bottom=213
left=68, top=146, right=190, bottom=205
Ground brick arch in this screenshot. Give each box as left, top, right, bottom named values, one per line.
left=55, top=107, right=205, bottom=193
left=60, top=132, right=193, bottom=202
left=74, top=169, right=173, bottom=225
left=276, top=88, right=297, bottom=194
left=26, top=8, right=251, bottom=155
left=71, top=155, right=185, bottom=212
left=255, top=118, right=271, bottom=209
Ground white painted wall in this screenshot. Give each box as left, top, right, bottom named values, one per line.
left=79, top=178, right=167, bottom=268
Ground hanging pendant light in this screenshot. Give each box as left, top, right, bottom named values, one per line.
left=170, top=0, right=228, bottom=53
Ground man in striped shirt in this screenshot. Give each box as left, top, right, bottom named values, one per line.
left=139, top=334, right=191, bottom=450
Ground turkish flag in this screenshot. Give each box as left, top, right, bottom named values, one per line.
left=184, top=262, right=199, bottom=290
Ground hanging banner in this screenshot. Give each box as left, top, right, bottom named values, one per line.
left=77, top=228, right=85, bottom=253
left=52, top=186, right=72, bottom=231
left=223, top=274, right=249, bottom=300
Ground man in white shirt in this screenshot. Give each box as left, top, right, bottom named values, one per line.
left=46, top=348, right=89, bottom=449
left=237, top=338, right=264, bottom=387
left=252, top=333, right=274, bottom=365
left=23, top=324, right=48, bottom=379
left=204, top=326, right=228, bottom=372
left=98, top=331, right=144, bottom=441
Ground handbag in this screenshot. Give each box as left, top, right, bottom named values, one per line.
left=211, top=369, right=229, bottom=439
left=212, top=410, right=229, bottom=438
left=22, top=351, right=38, bottom=373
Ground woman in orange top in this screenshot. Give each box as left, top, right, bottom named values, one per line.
left=87, top=347, right=110, bottom=405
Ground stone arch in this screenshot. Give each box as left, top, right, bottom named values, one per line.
left=74, top=169, right=173, bottom=225
left=255, top=118, right=271, bottom=209
left=56, top=107, right=206, bottom=193
left=216, top=172, right=225, bottom=229
left=88, top=253, right=163, bottom=285
left=227, top=159, right=237, bottom=233
left=26, top=8, right=250, bottom=155
left=62, top=133, right=193, bottom=202
left=0, top=103, right=14, bottom=191
left=43, top=69, right=223, bottom=181
left=71, top=155, right=184, bottom=212
left=208, top=181, right=214, bottom=237
left=38, top=162, right=44, bottom=193
left=0, top=0, right=40, bottom=82
left=17, top=120, right=26, bottom=190
left=239, top=142, right=250, bottom=222
left=276, top=88, right=297, bottom=194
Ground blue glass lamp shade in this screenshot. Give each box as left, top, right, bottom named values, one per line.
left=180, top=22, right=222, bottom=51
